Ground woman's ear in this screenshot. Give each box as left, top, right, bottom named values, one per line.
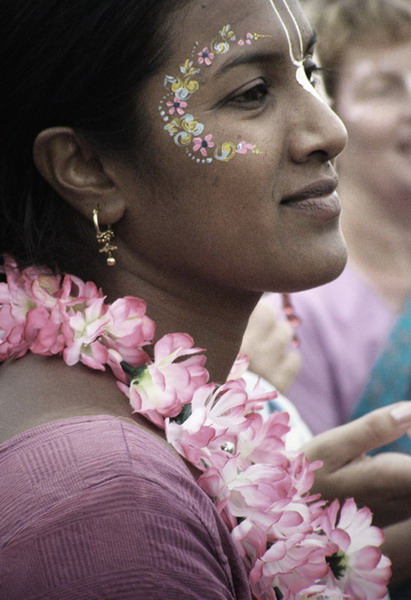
left=33, top=127, right=126, bottom=224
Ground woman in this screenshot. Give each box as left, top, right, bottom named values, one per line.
left=1, top=0, right=410, bottom=598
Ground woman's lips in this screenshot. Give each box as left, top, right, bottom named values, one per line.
left=280, top=179, right=341, bottom=219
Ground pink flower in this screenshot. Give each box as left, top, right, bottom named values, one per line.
left=295, top=584, right=345, bottom=599
left=192, top=134, right=215, bottom=157
left=236, top=141, right=255, bottom=154
left=0, top=260, right=107, bottom=361
left=198, top=47, right=215, bottom=65
left=63, top=297, right=111, bottom=370
left=166, top=96, right=188, bottom=116
left=32, top=271, right=103, bottom=311
left=165, top=388, right=217, bottom=467
left=200, top=457, right=295, bottom=520
left=166, top=378, right=282, bottom=471
left=0, top=303, right=28, bottom=360
left=234, top=411, right=289, bottom=467
left=197, top=379, right=250, bottom=434
left=227, top=353, right=250, bottom=380
left=231, top=518, right=268, bottom=570
left=287, top=452, right=323, bottom=501
left=249, top=535, right=333, bottom=600
left=238, top=33, right=254, bottom=46
left=27, top=304, right=67, bottom=356
left=0, top=259, right=60, bottom=359
left=127, top=333, right=208, bottom=428
left=318, top=498, right=391, bottom=599
left=105, top=296, right=155, bottom=364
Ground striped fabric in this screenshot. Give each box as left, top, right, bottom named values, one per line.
left=0, top=416, right=251, bottom=600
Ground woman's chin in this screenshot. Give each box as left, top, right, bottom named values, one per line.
left=261, top=236, right=348, bottom=294
left=290, top=242, right=348, bottom=293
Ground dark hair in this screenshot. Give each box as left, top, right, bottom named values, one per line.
left=0, top=0, right=188, bottom=275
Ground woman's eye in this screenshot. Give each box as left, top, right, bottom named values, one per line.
left=228, top=82, right=268, bottom=109
left=304, top=58, right=323, bottom=88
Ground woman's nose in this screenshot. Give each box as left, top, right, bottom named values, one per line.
left=288, top=84, right=348, bottom=164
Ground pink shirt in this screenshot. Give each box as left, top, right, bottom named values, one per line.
left=0, top=415, right=251, bottom=600
left=267, top=265, right=396, bottom=434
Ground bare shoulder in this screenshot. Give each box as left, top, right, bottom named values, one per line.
left=0, top=353, right=135, bottom=444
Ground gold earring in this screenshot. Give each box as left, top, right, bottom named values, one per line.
left=92, top=208, right=117, bottom=267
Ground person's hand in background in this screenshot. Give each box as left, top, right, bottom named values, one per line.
left=303, top=402, right=411, bottom=529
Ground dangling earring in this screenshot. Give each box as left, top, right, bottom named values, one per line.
left=92, top=208, right=117, bottom=267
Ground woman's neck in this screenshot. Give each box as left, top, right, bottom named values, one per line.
left=91, top=256, right=261, bottom=383
left=340, top=178, right=411, bottom=311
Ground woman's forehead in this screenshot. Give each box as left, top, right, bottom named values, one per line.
left=166, top=0, right=313, bottom=61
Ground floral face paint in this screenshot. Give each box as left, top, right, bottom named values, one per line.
left=158, top=25, right=270, bottom=164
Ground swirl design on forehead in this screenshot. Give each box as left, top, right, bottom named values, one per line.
left=158, top=25, right=270, bottom=165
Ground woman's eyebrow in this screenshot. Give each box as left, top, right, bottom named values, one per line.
left=212, top=30, right=317, bottom=81
left=212, top=50, right=282, bottom=80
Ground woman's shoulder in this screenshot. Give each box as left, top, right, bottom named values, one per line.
left=0, top=415, right=250, bottom=600
left=0, top=352, right=145, bottom=442
left=0, top=414, right=204, bottom=523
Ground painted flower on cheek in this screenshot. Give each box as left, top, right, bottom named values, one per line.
left=180, top=114, right=205, bottom=136
left=192, top=134, right=215, bottom=157
left=236, top=141, right=255, bottom=155
left=159, top=25, right=264, bottom=164
left=198, top=47, right=215, bottom=66
left=166, top=96, right=188, bottom=116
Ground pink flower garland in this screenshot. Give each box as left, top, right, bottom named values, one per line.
left=0, top=256, right=391, bottom=600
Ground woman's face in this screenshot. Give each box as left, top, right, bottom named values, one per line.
left=335, top=39, right=411, bottom=207
left=118, top=0, right=347, bottom=293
